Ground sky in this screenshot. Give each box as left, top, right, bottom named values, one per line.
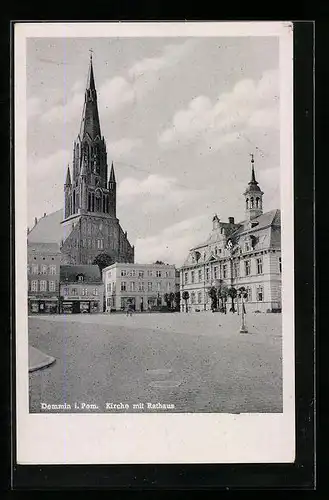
left=27, top=36, right=280, bottom=266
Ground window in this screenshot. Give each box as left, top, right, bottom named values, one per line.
left=213, top=266, right=218, bottom=279
left=245, top=241, right=251, bottom=252
left=97, top=239, right=103, bottom=250
left=245, top=260, right=251, bottom=276
left=157, top=282, right=161, bottom=292
left=147, top=270, right=153, bottom=277
left=41, top=265, right=47, bottom=274
left=156, top=270, right=162, bottom=277
left=138, top=270, right=144, bottom=278
left=81, top=288, right=88, bottom=296
left=31, top=280, right=38, bottom=292
left=49, top=265, right=56, bottom=275
left=233, top=261, right=240, bottom=278
left=256, top=257, right=263, bottom=274
left=107, top=298, right=111, bottom=306
left=49, top=281, right=56, bottom=292
left=77, top=274, right=84, bottom=282
left=107, top=283, right=111, bottom=293
left=121, top=270, right=127, bottom=277
left=121, top=282, right=127, bottom=292
left=138, top=282, right=145, bottom=292
left=93, top=288, right=98, bottom=296
left=148, top=282, right=152, bottom=291
left=32, top=264, right=38, bottom=274
left=256, top=286, right=263, bottom=301
left=165, top=271, right=170, bottom=277
left=130, top=282, right=135, bottom=292
left=191, top=271, right=195, bottom=284
left=206, top=268, right=210, bottom=282
left=197, top=291, right=202, bottom=304
left=166, top=282, right=171, bottom=292
left=246, top=287, right=252, bottom=301
left=279, top=257, right=282, bottom=273
left=40, top=280, right=47, bottom=292
left=223, top=264, right=227, bottom=279
left=71, top=288, right=77, bottom=295
left=184, top=272, right=188, bottom=284
left=191, top=292, right=195, bottom=304
left=63, top=287, right=69, bottom=296
left=198, top=269, right=202, bottom=282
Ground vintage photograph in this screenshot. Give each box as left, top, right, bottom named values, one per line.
left=26, top=34, right=283, bottom=414
left=15, top=22, right=295, bottom=465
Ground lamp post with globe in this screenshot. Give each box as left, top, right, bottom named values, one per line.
left=238, top=286, right=248, bottom=333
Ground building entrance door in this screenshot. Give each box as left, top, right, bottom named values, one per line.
left=72, top=301, right=80, bottom=314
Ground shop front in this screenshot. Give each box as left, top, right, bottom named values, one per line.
left=29, top=297, right=58, bottom=314
left=61, top=299, right=100, bottom=314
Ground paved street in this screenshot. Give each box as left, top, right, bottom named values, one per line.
left=29, top=311, right=282, bottom=413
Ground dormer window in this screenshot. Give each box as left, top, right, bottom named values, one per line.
left=77, top=274, right=84, bottom=282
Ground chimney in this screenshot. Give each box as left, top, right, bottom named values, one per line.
left=43, top=212, right=46, bottom=217
left=228, top=217, right=235, bottom=224
left=34, top=217, right=38, bottom=226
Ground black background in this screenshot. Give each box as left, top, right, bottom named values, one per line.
left=2, top=17, right=315, bottom=491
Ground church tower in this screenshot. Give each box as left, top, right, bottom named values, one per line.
left=244, top=154, right=264, bottom=220
left=61, top=53, right=134, bottom=265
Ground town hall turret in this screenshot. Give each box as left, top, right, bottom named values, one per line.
left=60, top=53, right=134, bottom=265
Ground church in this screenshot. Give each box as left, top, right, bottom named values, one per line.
left=179, top=156, right=282, bottom=313
left=28, top=54, right=134, bottom=267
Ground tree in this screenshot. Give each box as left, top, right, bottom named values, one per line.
left=207, top=286, right=218, bottom=312
left=169, top=292, right=175, bottom=310
left=164, top=293, right=171, bottom=310
left=228, top=287, right=237, bottom=313
left=174, top=291, right=181, bottom=311
left=212, top=279, right=229, bottom=312
left=93, top=253, right=115, bottom=272
left=182, top=291, right=189, bottom=313
left=154, top=260, right=165, bottom=265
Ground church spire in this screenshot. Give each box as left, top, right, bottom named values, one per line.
left=65, top=164, right=71, bottom=186
left=79, top=51, right=101, bottom=140
left=109, top=162, right=116, bottom=183
left=244, top=153, right=264, bottom=220
left=248, top=153, right=258, bottom=186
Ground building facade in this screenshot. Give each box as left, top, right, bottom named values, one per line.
left=180, top=157, right=282, bottom=313
left=60, top=265, right=104, bottom=314
left=103, top=263, right=177, bottom=312
left=59, top=53, right=134, bottom=266
left=27, top=242, right=62, bottom=314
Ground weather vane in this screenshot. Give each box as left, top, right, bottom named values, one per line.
left=89, top=48, right=93, bottom=60
left=250, top=152, right=254, bottom=163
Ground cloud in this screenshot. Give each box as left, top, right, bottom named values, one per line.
left=158, top=69, right=280, bottom=151
left=135, top=214, right=210, bottom=265
left=27, top=96, right=42, bottom=119
left=38, top=40, right=196, bottom=125
left=118, top=174, right=202, bottom=213
left=107, top=138, right=142, bottom=159
left=27, top=149, right=70, bottom=226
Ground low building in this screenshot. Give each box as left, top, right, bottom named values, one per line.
left=59, top=265, right=104, bottom=314
left=180, top=157, right=282, bottom=313
left=103, top=262, right=176, bottom=312
left=27, top=242, right=62, bottom=314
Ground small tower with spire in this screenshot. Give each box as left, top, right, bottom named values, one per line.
left=244, top=154, right=264, bottom=220
left=108, top=161, right=116, bottom=218
left=64, top=164, right=72, bottom=218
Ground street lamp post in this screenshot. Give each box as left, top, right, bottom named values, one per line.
left=239, top=288, right=248, bottom=333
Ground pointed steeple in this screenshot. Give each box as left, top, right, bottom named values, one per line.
left=65, top=165, right=71, bottom=186
left=248, top=153, right=258, bottom=186
left=79, top=52, right=101, bottom=141
left=244, top=154, right=264, bottom=220
left=109, top=162, right=116, bottom=183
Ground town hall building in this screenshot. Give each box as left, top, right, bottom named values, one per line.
left=180, top=155, right=282, bottom=313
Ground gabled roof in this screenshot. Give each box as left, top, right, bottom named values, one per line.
left=60, top=265, right=102, bottom=283
left=27, top=209, right=64, bottom=245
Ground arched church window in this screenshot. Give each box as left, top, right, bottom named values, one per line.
left=88, top=192, right=91, bottom=212
left=250, top=197, right=254, bottom=208
left=72, top=190, right=76, bottom=213
left=95, top=189, right=101, bottom=212
left=246, top=198, right=249, bottom=209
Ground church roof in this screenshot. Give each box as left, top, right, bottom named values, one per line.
left=27, top=209, right=64, bottom=245
left=60, top=265, right=102, bottom=283
left=79, top=54, right=101, bottom=141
